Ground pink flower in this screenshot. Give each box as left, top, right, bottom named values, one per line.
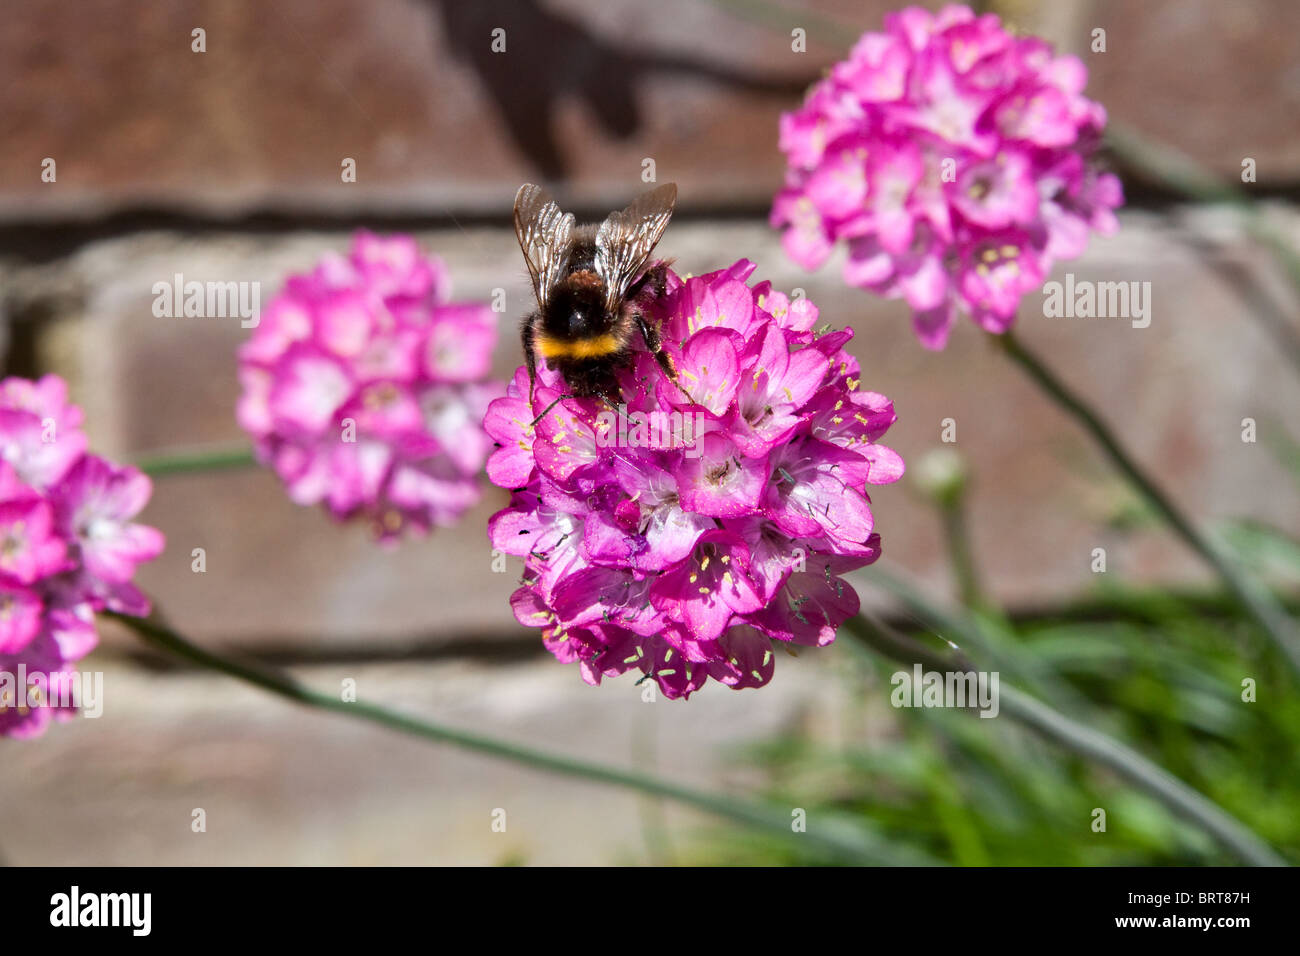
left=772, top=4, right=1123, bottom=349
left=54, top=455, right=166, bottom=617
left=237, top=232, right=504, bottom=541
left=0, top=374, right=87, bottom=490
left=0, top=377, right=164, bottom=738
left=486, top=260, right=903, bottom=699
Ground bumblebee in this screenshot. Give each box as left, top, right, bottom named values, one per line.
left=513, top=182, right=687, bottom=421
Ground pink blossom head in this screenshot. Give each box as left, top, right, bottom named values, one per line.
left=0, top=376, right=164, bottom=738
left=772, top=4, right=1123, bottom=349
left=237, top=232, right=505, bottom=541
left=487, top=260, right=903, bottom=699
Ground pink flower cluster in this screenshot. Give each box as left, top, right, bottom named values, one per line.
left=487, top=260, right=902, bottom=698
left=772, top=4, right=1123, bottom=349
left=0, top=375, right=164, bottom=738
left=238, top=233, right=504, bottom=541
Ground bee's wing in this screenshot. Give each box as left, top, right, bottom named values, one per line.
left=514, top=183, right=575, bottom=310
left=593, top=182, right=677, bottom=313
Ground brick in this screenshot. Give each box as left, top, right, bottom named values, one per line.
left=1080, top=0, right=1300, bottom=183
left=6, top=0, right=1291, bottom=222
left=0, top=0, right=850, bottom=219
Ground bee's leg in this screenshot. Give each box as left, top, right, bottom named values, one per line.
left=532, top=390, right=622, bottom=429
left=520, top=316, right=539, bottom=406
left=635, top=312, right=697, bottom=405
left=529, top=393, right=575, bottom=428
left=625, top=259, right=672, bottom=303
left=626, top=260, right=685, bottom=395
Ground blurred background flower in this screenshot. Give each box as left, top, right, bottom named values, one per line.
left=237, top=232, right=503, bottom=541
left=771, top=4, right=1121, bottom=347
left=0, top=376, right=163, bottom=738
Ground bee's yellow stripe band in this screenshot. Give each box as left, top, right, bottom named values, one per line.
left=536, top=333, right=621, bottom=360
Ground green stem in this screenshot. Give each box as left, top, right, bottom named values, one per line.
left=998, top=330, right=1300, bottom=680
left=842, top=613, right=1288, bottom=867
left=939, top=494, right=984, bottom=612
left=108, top=611, right=931, bottom=866
left=135, top=445, right=258, bottom=477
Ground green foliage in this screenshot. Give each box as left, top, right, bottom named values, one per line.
left=702, top=584, right=1297, bottom=865
left=700, top=465, right=1300, bottom=865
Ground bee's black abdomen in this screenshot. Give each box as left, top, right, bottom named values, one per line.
left=560, top=357, right=626, bottom=402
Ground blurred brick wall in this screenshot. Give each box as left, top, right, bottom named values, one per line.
left=0, top=0, right=1297, bottom=655
left=2, top=0, right=1298, bottom=221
